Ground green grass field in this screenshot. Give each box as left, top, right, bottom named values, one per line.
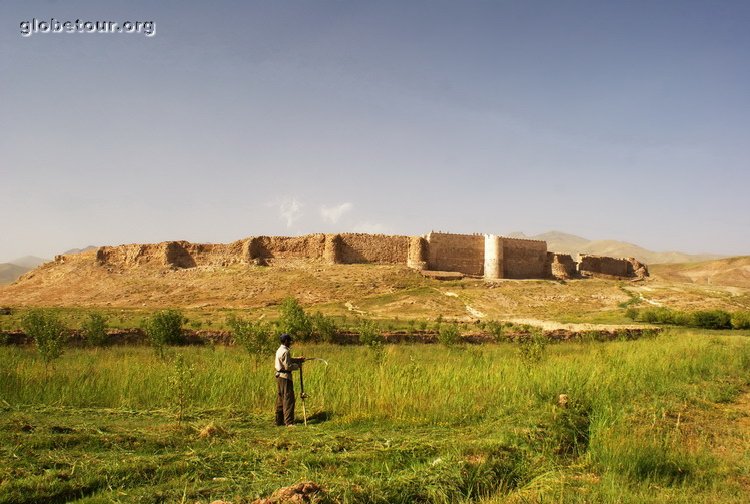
left=2, top=330, right=750, bottom=503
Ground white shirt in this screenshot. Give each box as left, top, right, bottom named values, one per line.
left=274, top=344, right=299, bottom=379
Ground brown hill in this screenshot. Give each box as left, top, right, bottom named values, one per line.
left=0, top=263, right=29, bottom=285
left=650, top=256, right=750, bottom=289
left=2, top=248, right=749, bottom=322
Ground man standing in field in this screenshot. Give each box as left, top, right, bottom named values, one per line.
left=274, top=333, right=304, bottom=426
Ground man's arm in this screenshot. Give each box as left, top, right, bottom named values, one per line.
left=282, top=350, right=304, bottom=371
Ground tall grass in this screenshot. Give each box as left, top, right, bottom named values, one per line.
left=2, top=330, right=748, bottom=421
left=2, top=330, right=750, bottom=502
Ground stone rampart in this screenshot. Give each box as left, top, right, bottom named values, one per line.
left=546, top=252, right=577, bottom=279
left=337, top=233, right=409, bottom=264
left=426, top=232, right=485, bottom=276
left=89, top=231, right=647, bottom=281
left=578, top=254, right=630, bottom=277
left=501, top=238, right=548, bottom=279
left=407, top=236, right=428, bottom=270
left=249, top=234, right=326, bottom=261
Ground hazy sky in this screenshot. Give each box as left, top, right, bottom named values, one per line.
left=1, top=0, right=749, bottom=262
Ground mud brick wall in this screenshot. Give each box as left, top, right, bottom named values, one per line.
left=249, top=234, right=326, bottom=260
left=579, top=254, right=630, bottom=277
left=407, top=236, right=428, bottom=270
left=96, top=243, right=173, bottom=267
left=501, top=238, right=548, bottom=279
left=337, top=233, right=409, bottom=264
left=426, top=232, right=485, bottom=275
left=546, top=252, right=577, bottom=279
left=182, top=240, right=248, bottom=267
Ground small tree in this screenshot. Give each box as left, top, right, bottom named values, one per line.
left=21, top=309, right=66, bottom=370
left=227, top=315, right=275, bottom=366
left=81, top=312, right=108, bottom=347
left=486, top=320, right=505, bottom=342
left=277, top=297, right=312, bottom=340
left=169, top=353, right=195, bottom=426
left=310, top=311, right=338, bottom=343
left=359, top=319, right=386, bottom=365
left=143, top=309, right=184, bottom=359
left=438, top=322, right=461, bottom=347
left=519, top=329, right=548, bottom=368
left=731, top=311, right=750, bottom=330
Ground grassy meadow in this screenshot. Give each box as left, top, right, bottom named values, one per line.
left=2, top=329, right=750, bottom=503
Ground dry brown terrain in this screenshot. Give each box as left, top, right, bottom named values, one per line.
left=1, top=250, right=749, bottom=325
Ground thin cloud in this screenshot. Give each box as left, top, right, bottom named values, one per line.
left=320, top=202, right=353, bottom=224
left=278, top=197, right=303, bottom=228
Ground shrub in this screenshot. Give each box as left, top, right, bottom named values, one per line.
left=169, top=353, right=195, bottom=425
left=438, top=322, right=461, bottom=347
left=624, top=308, right=639, bottom=321
left=143, top=309, right=184, bottom=359
left=518, top=330, right=547, bottom=368
left=731, top=311, right=750, bottom=330
left=693, top=310, right=732, bottom=329
left=486, top=320, right=505, bottom=342
left=21, top=309, right=66, bottom=367
left=358, top=319, right=383, bottom=347
left=692, top=310, right=732, bottom=330
left=81, top=312, right=108, bottom=347
left=277, top=297, right=312, bottom=341
left=418, top=320, right=428, bottom=332
left=310, top=311, right=338, bottom=342
left=227, top=315, right=275, bottom=361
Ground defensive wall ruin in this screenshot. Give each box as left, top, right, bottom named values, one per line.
left=86, top=231, right=648, bottom=281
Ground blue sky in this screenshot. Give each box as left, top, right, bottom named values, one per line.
left=1, top=0, right=748, bottom=262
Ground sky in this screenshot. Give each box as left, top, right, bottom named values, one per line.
left=1, top=0, right=749, bottom=263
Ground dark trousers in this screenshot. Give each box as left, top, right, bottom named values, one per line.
left=275, top=377, right=295, bottom=426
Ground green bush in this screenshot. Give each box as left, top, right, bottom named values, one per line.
left=310, top=311, right=338, bottom=343
left=624, top=308, right=639, bottom=321
left=486, top=320, right=505, bottom=342
left=692, top=310, right=732, bottom=330
left=358, top=319, right=383, bottom=346
left=143, top=309, right=184, bottom=359
left=227, top=315, right=275, bottom=360
left=277, top=297, right=312, bottom=340
left=81, top=312, right=108, bottom=347
left=731, top=311, right=750, bottom=330
left=21, top=309, right=67, bottom=366
left=438, top=322, right=461, bottom=347
left=518, top=330, right=548, bottom=368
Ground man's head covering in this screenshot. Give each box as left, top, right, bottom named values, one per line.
left=279, top=333, right=292, bottom=346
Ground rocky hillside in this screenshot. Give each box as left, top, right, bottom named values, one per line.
left=650, top=256, right=750, bottom=289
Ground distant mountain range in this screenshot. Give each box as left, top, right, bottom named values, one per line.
left=0, top=248, right=94, bottom=284
left=506, top=231, right=724, bottom=265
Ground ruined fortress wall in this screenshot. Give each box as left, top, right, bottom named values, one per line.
left=407, top=236, right=428, bottom=270
left=547, top=252, right=577, bottom=279
left=501, top=238, right=548, bottom=279
left=249, top=234, right=326, bottom=260
left=96, top=243, right=172, bottom=267
left=426, top=232, right=485, bottom=276
left=97, top=240, right=250, bottom=268
left=337, top=233, right=409, bottom=264
left=578, top=254, right=630, bottom=277
left=181, top=240, right=248, bottom=266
